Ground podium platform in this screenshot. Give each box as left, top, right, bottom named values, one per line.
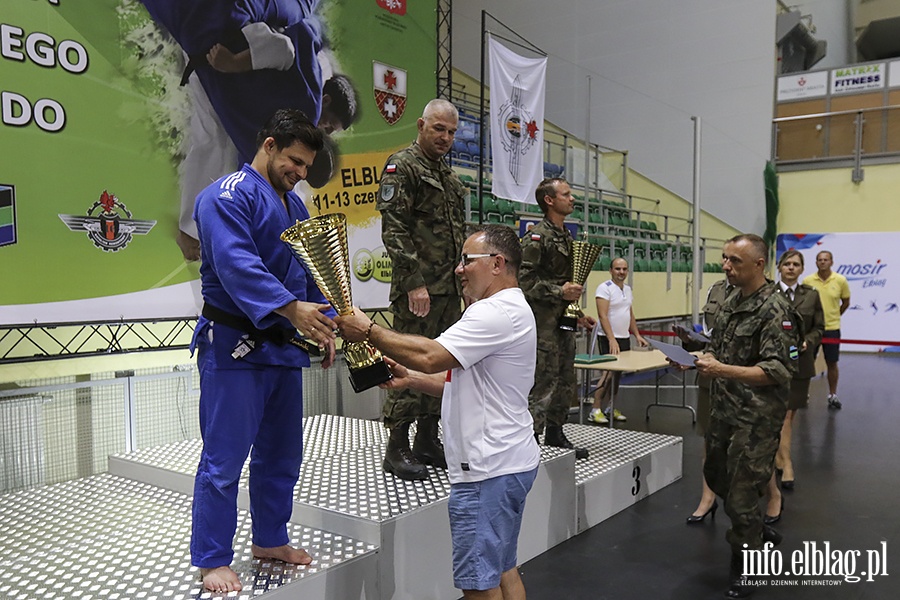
left=0, top=473, right=377, bottom=600
left=1, top=416, right=682, bottom=600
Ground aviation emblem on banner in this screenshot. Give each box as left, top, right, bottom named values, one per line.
left=59, top=190, right=156, bottom=252
left=496, top=75, right=539, bottom=184
left=373, top=61, right=407, bottom=125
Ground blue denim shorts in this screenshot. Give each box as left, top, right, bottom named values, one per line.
left=447, top=467, right=538, bottom=591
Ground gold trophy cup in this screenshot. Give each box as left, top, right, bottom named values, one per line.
left=558, top=240, right=602, bottom=331
left=281, top=213, right=392, bottom=392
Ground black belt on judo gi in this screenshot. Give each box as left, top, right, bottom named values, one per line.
left=201, top=302, right=320, bottom=356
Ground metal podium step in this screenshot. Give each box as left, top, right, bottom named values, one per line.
left=558, top=423, right=683, bottom=532
left=107, top=416, right=579, bottom=600
left=23, top=416, right=682, bottom=600
left=0, top=473, right=376, bottom=600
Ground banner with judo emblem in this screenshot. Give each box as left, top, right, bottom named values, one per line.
left=488, top=36, right=547, bottom=204
left=0, top=1, right=438, bottom=322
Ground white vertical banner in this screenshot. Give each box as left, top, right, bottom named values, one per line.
left=488, top=36, right=547, bottom=204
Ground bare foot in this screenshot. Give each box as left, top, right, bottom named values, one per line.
left=176, top=230, right=200, bottom=262
left=200, top=565, right=242, bottom=593
left=251, top=543, right=313, bottom=565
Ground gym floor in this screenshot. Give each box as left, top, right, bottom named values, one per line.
left=516, top=353, right=898, bottom=600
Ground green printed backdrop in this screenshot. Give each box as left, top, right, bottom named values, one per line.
left=0, top=0, right=435, bottom=322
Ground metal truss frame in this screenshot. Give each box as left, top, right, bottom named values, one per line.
left=0, top=318, right=198, bottom=364
left=436, top=0, right=452, bottom=99
left=0, top=308, right=394, bottom=364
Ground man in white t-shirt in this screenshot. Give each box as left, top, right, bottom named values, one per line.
left=588, top=257, right=648, bottom=424
left=336, top=224, right=540, bottom=599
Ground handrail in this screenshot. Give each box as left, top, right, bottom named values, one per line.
left=773, top=104, right=900, bottom=123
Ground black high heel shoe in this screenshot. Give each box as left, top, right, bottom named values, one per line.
left=763, top=496, right=784, bottom=525
left=686, top=500, right=718, bottom=524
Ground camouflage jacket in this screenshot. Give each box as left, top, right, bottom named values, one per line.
left=708, top=281, right=801, bottom=429
left=376, top=143, right=466, bottom=302
left=519, top=218, right=575, bottom=333
left=702, top=280, right=734, bottom=335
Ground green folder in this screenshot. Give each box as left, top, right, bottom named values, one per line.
left=574, top=354, right=617, bottom=365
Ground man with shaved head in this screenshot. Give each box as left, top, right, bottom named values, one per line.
left=376, top=99, right=467, bottom=480
left=693, top=234, right=801, bottom=597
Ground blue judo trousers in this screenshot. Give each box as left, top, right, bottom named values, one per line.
left=191, top=334, right=305, bottom=567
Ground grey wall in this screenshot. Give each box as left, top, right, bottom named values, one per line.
left=453, top=0, right=778, bottom=234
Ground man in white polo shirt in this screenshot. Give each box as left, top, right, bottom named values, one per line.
left=336, top=224, right=540, bottom=599
left=588, top=257, right=648, bottom=424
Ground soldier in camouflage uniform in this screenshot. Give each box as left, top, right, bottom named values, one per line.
left=519, top=178, right=596, bottom=460
left=375, top=99, right=466, bottom=480
left=695, top=234, right=801, bottom=598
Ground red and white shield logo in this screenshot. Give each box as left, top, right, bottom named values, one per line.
left=373, top=61, right=407, bottom=125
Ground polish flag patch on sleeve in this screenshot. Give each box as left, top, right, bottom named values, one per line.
left=385, top=164, right=397, bottom=174
left=530, top=233, right=541, bottom=241
left=782, top=320, right=793, bottom=330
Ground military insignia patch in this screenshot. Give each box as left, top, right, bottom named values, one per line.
left=530, top=233, right=541, bottom=241
left=782, top=320, right=793, bottom=330
left=381, top=184, right=396, bottom=201
left=385, top=164, right=397, bottom=174
left=789, top=345, right=799, bottom=360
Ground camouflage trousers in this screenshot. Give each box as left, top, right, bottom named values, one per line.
left=704, top=417, right=780, bottom=555
left=528, top=327, right=576, bottom=435
left=382, top=294, right=462, bottom=429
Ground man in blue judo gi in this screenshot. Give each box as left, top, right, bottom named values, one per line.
left=190, top=108, right=337, bottom=593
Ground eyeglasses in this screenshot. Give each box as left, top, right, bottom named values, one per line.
left=459, top=253, right=499, bottom=266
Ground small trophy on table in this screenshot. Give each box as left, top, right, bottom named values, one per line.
left=281, top=213, right=392, bottom=392
left=558, top=240, right=602, bottom=331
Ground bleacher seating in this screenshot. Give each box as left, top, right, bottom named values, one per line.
left=447, top=102, right=723, bottom=277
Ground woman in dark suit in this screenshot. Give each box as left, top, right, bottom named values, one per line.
left=764, top=250, right=825, bottom=524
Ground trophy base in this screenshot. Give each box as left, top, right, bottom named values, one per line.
left=348, top=360, right=393, bottom=393
left=558, top=315, right=578, bottom=331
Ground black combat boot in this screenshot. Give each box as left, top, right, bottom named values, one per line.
left=543, top=424, right=589, bottom=459
left=412, top=415, right=447, bottom=469
left=726, top=552, right=754, bottom=598
left=383, top=423, right=428, bottom=480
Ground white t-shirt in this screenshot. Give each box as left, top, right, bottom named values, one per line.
left=435, top=287, right=541, bottom=484
left=595, top=279, right=633, bottom=339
